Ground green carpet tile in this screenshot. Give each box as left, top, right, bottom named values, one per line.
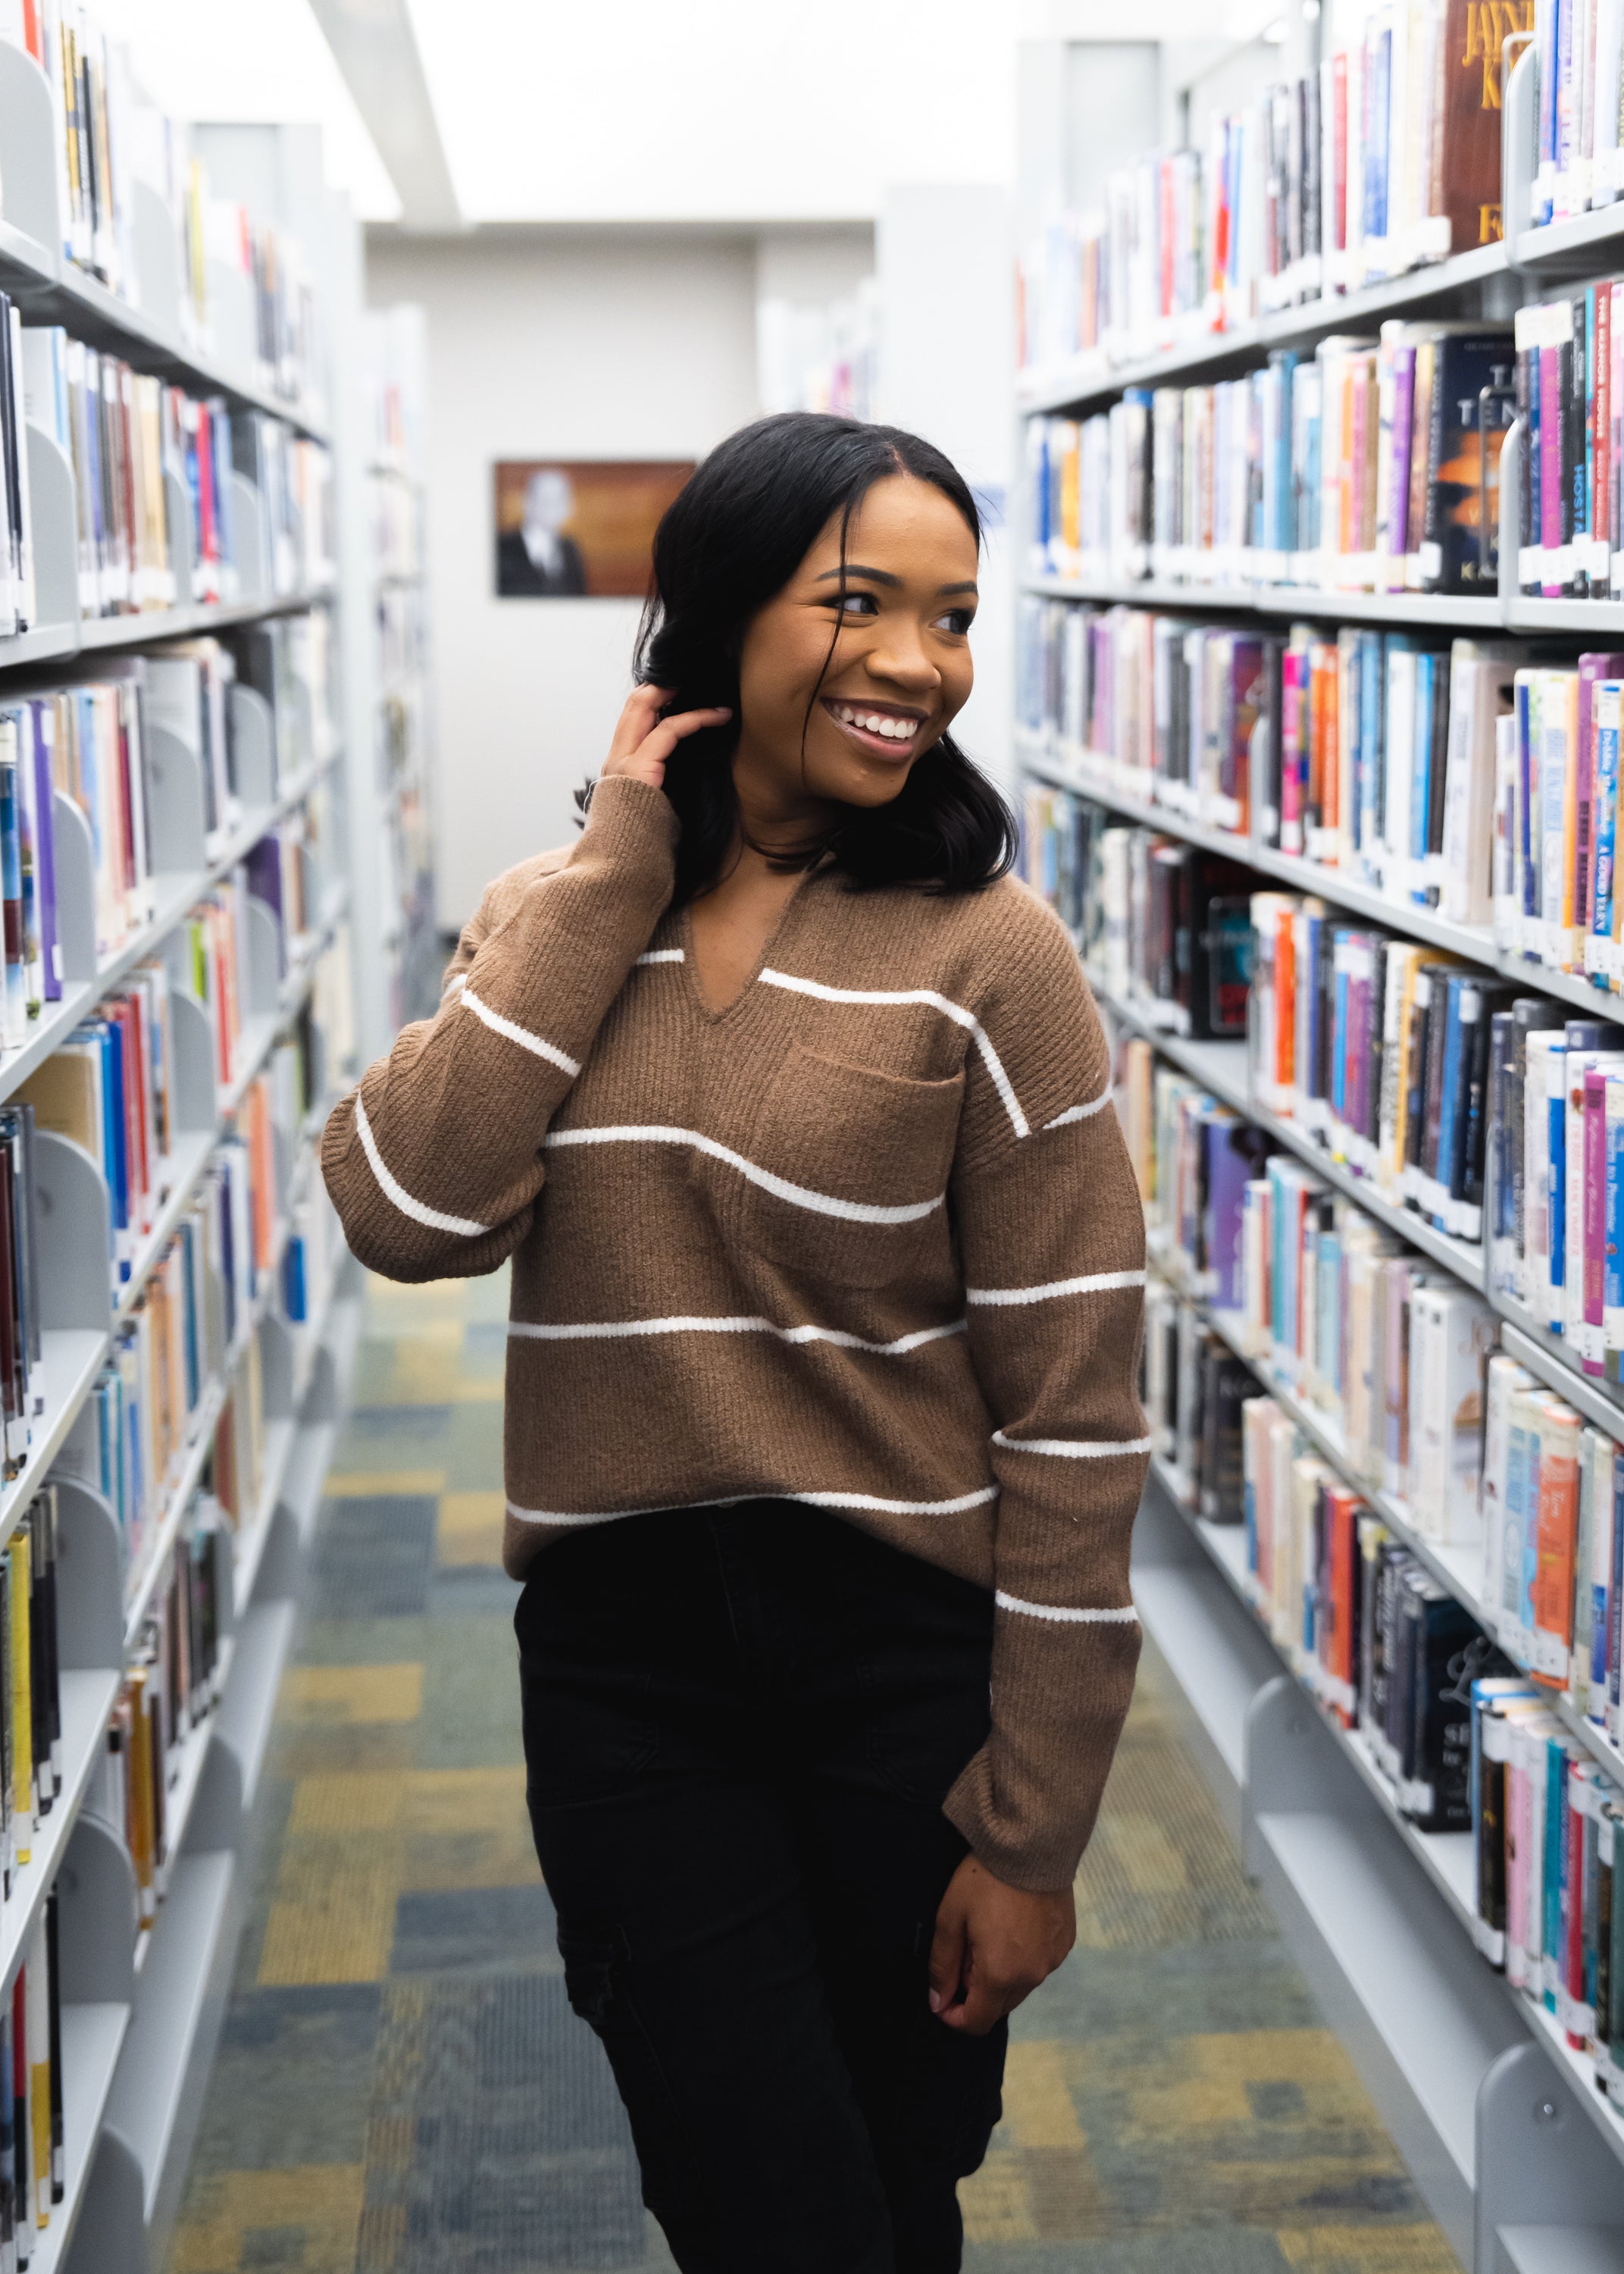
left=165, top=1270, right=1465, bottom=2274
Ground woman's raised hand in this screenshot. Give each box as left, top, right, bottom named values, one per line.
left=601, top=684, right=731, bottom=792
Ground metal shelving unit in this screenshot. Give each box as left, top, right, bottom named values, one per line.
left=0, top=70, right=393, bottom=2272
left=1016, top=30, right=1624, bottom=2268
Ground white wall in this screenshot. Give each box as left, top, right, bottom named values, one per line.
left=365, top=232, right=760, bottom=932
left=876, top=184, right=1015, bottom=802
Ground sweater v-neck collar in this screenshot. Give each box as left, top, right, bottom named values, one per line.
left=677, top=862, right=822, bottom=1026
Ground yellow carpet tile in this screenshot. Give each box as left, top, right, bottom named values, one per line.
left=167, top=2163, right=365, bottom=2274
left=321, top=1468, right=447, bottom=1498
left=1277, top=2227, right=1467, bottom=2272
left=436, top=1489, right=506, bottom=1565
left=280, top=1665, right=424, bottom=1724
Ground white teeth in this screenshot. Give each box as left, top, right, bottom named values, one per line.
left=833, top=702, right=913, bottom=741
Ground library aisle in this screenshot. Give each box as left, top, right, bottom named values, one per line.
left=164, top=1272, right=1460, bottom=2274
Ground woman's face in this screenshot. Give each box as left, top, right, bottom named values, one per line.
left=733, top=472, right=979, bottom=816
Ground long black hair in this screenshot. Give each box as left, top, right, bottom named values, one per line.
left=591, top=411, right=1016, bottom=908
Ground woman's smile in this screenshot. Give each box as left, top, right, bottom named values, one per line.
left=820, top=694, right=928, bottom=758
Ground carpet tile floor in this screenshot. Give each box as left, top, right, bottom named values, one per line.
left=165, top=1270, right=1464, bottom=2274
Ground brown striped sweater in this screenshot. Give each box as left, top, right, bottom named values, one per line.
left=321, top=774, right=1148, bottom=1890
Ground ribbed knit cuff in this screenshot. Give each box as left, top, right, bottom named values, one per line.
left=574, top=772, right=681, bottom=885
left=942, top=1615, right=1142, bottom=1891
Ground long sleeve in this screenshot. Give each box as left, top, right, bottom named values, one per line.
left=942, top=900, right=1147, bottom=1891
left=321, top=775, right=677, bottom=1283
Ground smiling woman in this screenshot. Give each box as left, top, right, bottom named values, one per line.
left=321, top=410, right=1149, bottom=2274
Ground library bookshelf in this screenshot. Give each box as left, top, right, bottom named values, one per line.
left=0, top=39, right=396, bottom=2274
left=1014, top=31, right=1624, bottom=2274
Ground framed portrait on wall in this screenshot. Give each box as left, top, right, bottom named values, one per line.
left=493, top=459, right=696, bottom=597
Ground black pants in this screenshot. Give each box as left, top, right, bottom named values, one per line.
left=516, top=1501, right=1006, bottom=2274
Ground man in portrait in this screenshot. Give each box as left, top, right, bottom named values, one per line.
left=496, top=467, right=589, bottom=596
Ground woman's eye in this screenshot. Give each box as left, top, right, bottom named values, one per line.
left=833, top=591, right=878, bottom=617
left=936, top=609, right=975, bottom=636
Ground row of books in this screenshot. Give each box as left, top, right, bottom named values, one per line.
left=18, top=322, right=332, bottom=622
left=111, top=1493, right=224, bottom=1928
left=1133, top=1043, right=1624, bottom=1746
left=1482, top=1007, right=1624, bottom=1344
left=1144, top=1281, right=1252, bottom=1522
left=1513, top=282, right=1624, bottom=598
left=1532, top=0, right=1624, bottom=224
left=0, top=8, right=324, bottom=412
left=9, top=848, right=324, bottom=1298
left=1032, top=794, right=1254, bottom=1042
left=1137, top=1052, right=1497, bottom=1544
left=1471, top=1679, right=1623, bottom=2077
left=1020, top=604, right=1624, bottom=1005
left=1248, top=1368, right=1624, bottom=2089
left=1, top=1897, right=63, bottom=2263
left=0, top=1110, right=42, bottom=1488
left=1027, top=322, right=1510, bottom=596
left=0, top=629, right=337, bottom=1046
left=1016, top=606, right=1512, bottom=929
left=1016, top=0, right=1526, bottom=376
left=0, top=1496, right=61, bottom=1898
left=1150, top=1269, right=1624, bottom=2099
left=0, top=296, right=29, bottom=644
left=1249, top=891, right=1507, bottom=1243
left=19, top=968, right=181, bottom=1291
left=50, top=1052, right=308, bottom=1583
left=1039, top=796, right=1511, bottom=1254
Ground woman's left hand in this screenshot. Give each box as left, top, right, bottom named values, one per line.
left=927, top=1853, right=1076, bottom=2034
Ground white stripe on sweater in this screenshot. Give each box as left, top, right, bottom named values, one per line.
left=637, top=948, right=685, bottom=964
left=1044, top=1092, right=1112, bottom=1129
left=992, top=1429, right=1152, bottom=1458
left=966, top=1268, right=1144, bottom=1308
left=757, top=968, right=1029, bottom=1140
left=353, top=1098, right=490, bottom=1238
left=995, top=1591, right=1140, bottom=1625
left=505, top=1482, right=998, bottom=1527
left=508, top=1314, right=965, bottom=1355
left=543, top=1124, right=943, bottom=1225
left=461, top=986, right=580, bottom=1076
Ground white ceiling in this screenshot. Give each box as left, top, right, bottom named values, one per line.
left=92, top=0, right=403, bottom=219
left=90, top=0, right=1296, bottom=229
left=403, top=0, right=1018, bottom=224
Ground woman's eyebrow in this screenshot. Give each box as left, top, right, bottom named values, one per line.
left=814, top=563, right=900, bottom=586
left=812, top=567, right=980, bottom=596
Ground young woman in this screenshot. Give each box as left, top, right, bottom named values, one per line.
left=321, top=412, right=1148, bottom=2274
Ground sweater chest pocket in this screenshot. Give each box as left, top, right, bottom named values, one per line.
left=709, top=1044, right=964, bottom=1290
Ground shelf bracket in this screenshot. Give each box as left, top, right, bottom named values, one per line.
left=1475, top=2042, right=1624, bottom=2270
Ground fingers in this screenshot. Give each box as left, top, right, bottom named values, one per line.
left=601, top=694, right=728, bottom=788
left=940, top=1970, right=1012, bottom=2038
left=928, top=1901, right=967, bottom=2019
left=937, top=1950, right=1044, bottom=2035
left=640, top=704, right=731, bottom=765
left=605, top=684, right=672, bottom=764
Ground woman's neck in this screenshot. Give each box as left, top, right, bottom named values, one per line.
left=731, top=741, right=840, bottom=872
